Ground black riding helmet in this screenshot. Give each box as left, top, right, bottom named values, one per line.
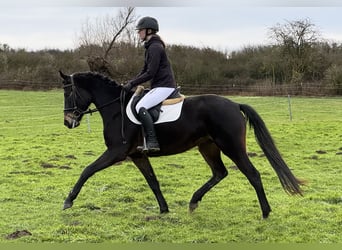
left=136, top=16, right=159, bottom=32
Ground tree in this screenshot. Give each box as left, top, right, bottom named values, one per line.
left=268, top=18, right=322, bottom=83
left=0, top=43, right=12, bottom=52
left=77, top=7, right=137, bottom=76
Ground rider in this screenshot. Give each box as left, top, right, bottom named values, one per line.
left=123, top=16, right=177, bottom=152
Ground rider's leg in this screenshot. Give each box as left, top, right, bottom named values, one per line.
left=138, top=107, right=160, bottom=152
left=135, top=87, right=174, bottom=152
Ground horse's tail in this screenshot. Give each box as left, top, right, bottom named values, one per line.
left=239, top=103, right=304, bottom=195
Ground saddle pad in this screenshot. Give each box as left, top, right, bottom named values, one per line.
left=126, top=94, right=184, bottom=125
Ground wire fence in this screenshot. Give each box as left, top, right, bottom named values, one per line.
left=1, top=79, right=341, bottom=96
left=180, top=83, right=341, bottom=96
left=0, top=80, right=60, bottom=91
left=1, top=92, right=340, bottom=134
left=0, top=99, right=279, bottom=132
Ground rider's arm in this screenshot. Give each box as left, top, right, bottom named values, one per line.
left=129, top=44, right=162, bottom=87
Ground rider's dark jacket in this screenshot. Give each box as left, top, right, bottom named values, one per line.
left=129, top=35, right=176, bottom=89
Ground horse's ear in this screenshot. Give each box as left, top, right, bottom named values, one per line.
left=59, top=70, right=68, bottom=80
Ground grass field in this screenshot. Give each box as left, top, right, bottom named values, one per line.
left=0, top=90, right=341, bottom=243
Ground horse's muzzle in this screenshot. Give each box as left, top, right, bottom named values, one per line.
left=64, top=114, right=80, bottom=129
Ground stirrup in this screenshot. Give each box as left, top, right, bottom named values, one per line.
left=137, top=137, right=149, bottom=152
left=137, top=145, right=149, bottom=153
left=137, top=137, right=160, bottom=153
left=137, top=145, right=160, bottom=153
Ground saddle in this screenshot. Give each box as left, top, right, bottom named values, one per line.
left=130, top=86, right=185, bottom=122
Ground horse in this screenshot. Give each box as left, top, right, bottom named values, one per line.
left=59, top=71, right=304, bottom=219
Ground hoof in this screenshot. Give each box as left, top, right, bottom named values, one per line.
left=189, top=202, right=198, bottom=213
left=160, top=208, right=169, bottom=214
left=261, top=207, right=272, bottom=219
left=262, top=211, right=271, bottom=219
left=63, top=200, right=73, bottom=210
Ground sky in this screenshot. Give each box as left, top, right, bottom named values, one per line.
left=1, top=0, right=342, bottom=52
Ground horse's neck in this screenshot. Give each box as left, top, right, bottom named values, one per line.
left=89, top=81, right=116, bottom=107
left=88, top=83, right=124, bottom=119
left=92, top=90, right=114, bottom=107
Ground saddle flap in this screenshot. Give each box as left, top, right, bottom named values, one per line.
left=126, top=86, right=184, bottom=125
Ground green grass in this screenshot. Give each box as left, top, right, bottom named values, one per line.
left=0, top=90, right=341, bottom=243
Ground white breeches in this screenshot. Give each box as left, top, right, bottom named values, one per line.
left=135, top=87, right=175, bottom=113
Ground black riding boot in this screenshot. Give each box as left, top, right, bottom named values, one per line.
left=138, top=107, right=160, bottom=152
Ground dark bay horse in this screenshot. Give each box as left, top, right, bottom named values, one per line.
left=59, top=71, right=303, bottom=218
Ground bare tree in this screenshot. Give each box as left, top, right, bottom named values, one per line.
left=268, top=18, right=322, bottom=83
left=77, top=7, right=137, bottom=76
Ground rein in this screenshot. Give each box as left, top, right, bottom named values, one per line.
left=83, top=97, right=121, bottom=115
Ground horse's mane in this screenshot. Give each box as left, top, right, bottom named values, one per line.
left=74, top=71, right=120, bottom=88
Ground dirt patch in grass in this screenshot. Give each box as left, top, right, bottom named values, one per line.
left=41, top=162, right=71, bottom=170
left=6, top=230, right=32, bottom=240
left=81, top=203, right=101, bottom=211
left=41, top=162, right=57, bottom=168
left=247, top=152, right=258, bottom=157
left=165, top=163, right=184, bottom=168
left=65, top=155, right=77, bottom=159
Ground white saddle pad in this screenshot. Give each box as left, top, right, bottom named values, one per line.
left=126, top=94, right=184, bottom=125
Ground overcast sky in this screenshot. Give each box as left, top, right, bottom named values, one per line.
left=1, top=0, right=342, bottom=52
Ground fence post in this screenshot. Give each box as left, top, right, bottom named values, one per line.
left=86, top=114, right=91, bottom=132
left=287, top=94, right=292, bottom=121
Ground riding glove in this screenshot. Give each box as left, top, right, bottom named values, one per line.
left=123, top=81, right=133, bottom=92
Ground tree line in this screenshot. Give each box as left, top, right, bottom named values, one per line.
left=0, top=14, right=341, bottom=95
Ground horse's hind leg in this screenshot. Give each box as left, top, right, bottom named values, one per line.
left=189, top=140, right=228, bottom=212
left=234, top=155, right=271, bottom=218
left=220, top=142, right=272, bottom=218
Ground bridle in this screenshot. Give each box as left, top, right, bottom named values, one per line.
left=63, top=74, right=122, bottom=117
left=63, top=74, right=127, bottom=143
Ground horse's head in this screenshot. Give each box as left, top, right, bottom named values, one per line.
left=59, top=71, right=92, bottom=129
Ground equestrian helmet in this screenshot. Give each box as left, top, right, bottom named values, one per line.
left=136, top=16, right=159, bottom=32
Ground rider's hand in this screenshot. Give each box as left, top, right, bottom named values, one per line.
left=122, top=81, right=133, bottom=92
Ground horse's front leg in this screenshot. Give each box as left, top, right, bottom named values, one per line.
left=131, top=153, right=169, bottom=213
left=63, top=149, right=124, bottom=210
